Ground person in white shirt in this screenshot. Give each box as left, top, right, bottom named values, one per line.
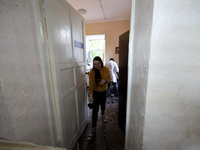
left=105, top=58, right=119, bottom=96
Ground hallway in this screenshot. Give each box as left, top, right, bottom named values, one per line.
left=73, top=95, right=125, bottom=150
left=1, top=1, right=199, bottom=149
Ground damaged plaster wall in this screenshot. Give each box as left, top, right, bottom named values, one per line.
left=0, top=0, right=53, bottom=145
left=143, top=0, right=200, bottom=150
left=126, top=0, right=200, bottom=150
left=125, top=0, right=154, bottom=149
left=0, top=81, right=15, bottom=140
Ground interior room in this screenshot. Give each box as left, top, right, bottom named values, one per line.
left=0, top=0, right=200, bottom=150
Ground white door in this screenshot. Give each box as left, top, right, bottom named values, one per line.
left=41, top=0, right=88, bottom=148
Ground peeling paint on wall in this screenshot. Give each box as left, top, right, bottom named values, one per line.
left=0, top=81, right=15, bottom=140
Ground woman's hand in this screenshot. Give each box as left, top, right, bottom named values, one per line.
left=99, top=79, right=107, bottom=85
left=89, top=94, right=93, bottom=103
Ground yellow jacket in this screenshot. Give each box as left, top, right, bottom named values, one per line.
left=89, top=66, right=111, bottom=94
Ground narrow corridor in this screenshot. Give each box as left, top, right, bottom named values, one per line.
left=73, top=95, right=125, bottom=150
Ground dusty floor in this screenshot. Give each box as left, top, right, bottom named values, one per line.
left=73, top=95, right=125, bottom=150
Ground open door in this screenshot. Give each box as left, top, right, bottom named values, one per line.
left=41, top=0, right=88, bottom=148
left=118, top=30, right=129, bottom=132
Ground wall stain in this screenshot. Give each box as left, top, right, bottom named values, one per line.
left=44, top=17, right=61, bottom=141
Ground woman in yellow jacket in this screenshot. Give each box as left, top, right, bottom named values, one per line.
left=89, top=56, right=111, bottom=136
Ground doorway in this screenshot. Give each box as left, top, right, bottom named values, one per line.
left=85, top=34, right=105, bottom=86
left=86, top=34, right=105, bottom=69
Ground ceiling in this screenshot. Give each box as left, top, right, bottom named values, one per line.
left=66, top=0, right=131, bottom=24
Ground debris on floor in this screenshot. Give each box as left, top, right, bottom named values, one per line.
left=73, top=96, right=125, bottom=150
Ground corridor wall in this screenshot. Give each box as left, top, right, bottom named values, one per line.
left=85, top=20, right=130, bottom=65
left=0, top=0, right=52, bottom=145
left=0, top=0, right=87, bottom=149
left=126, top=0, right=200, bottom=150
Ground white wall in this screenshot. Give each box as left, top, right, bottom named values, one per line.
left=125, top=0, right=154, bottom=149
left=126, top=0, right=200, bottom=150
left=0, top=0, right=87, bottom=148
left=0, top=0, right=54, bottom=145
left=143, top=0, right=200, bottom=150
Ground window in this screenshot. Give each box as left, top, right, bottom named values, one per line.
left=86, top=34, right=105, bottom=71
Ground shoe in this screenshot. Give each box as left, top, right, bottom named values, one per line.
left=88, top=128, right=96, bottom=137
left=102, top=115, right=107, bottom=123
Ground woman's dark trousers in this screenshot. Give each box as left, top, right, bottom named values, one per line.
left=92, top=90, right=107, bottom=128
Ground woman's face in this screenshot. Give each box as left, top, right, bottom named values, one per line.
left=93, top=60, right=102, bottom=69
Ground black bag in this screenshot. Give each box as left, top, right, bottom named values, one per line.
left=88, top=102, right=94, bottom=109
